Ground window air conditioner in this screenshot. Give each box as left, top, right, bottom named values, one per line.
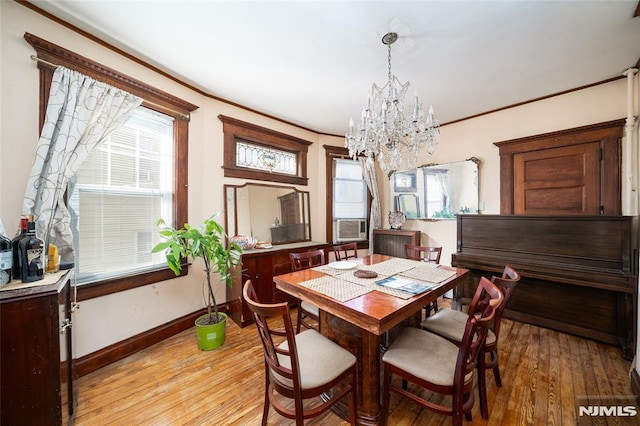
left=336, top=219, right=367, bottom=242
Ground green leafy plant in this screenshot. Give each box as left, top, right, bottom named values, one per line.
left=152, top=212, right=243, bottom=325
left=431, top=208, right=456, bottom=219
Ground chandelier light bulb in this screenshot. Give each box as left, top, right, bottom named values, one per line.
left=345, top=32, right=440, bottom=171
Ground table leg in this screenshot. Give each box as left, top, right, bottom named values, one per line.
left=320, top=311, right=382, bottom=426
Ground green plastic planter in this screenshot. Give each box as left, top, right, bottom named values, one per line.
left=195, top=312, right=227, bottom=351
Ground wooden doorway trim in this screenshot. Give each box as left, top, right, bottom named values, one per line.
left=494, top=119, right=625, bottom=215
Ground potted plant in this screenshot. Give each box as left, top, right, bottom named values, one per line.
left=152, top=212, right=243, bottom=350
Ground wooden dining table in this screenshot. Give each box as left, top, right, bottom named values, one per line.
left=273, top=253, right=469, bottom=425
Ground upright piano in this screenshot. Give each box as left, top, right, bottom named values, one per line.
left=451, top=214, right=638, bottom=359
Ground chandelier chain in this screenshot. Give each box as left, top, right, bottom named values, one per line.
left=387, top=41, right=392, bottom=85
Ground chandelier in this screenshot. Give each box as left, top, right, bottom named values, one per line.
left=345, top=32, right=440, bottom=171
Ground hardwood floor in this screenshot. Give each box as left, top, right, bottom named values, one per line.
left=71, top=300, right=637, bottom=425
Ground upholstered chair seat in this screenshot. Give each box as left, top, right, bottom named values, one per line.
left=422, top=309, right=497, bottom=347
left=299, top=301, right=319, bottom=318
left=274, top=329, right=356, bottom=389
left=382, top=327, right=473, bottom=388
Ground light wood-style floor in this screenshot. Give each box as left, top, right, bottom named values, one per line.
left=71, top=300, right=637, bottom=425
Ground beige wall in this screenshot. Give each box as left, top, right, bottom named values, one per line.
left=2, top=1, right=638, bottom=361
left=380, top=78, right=634, bottom=267
left=0, top=2, right=342, bottom=357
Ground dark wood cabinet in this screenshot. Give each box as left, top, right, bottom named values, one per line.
left=372, top=229, right=421, bottom=258
left=1, top=270, right=75, bottom=425
left=228, top=242, right=330, bottom=327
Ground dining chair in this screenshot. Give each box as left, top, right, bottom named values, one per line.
left=289, top=250, right=325, bottom=333
left=420, top=265, right=520, bottom=419
left=381, top=276, right=504, bottom=426
left=331, top=242, right=358, bottom=261
left=243, top=280, right=358, bottom=426
left=404, top=244, right=443, bottom=317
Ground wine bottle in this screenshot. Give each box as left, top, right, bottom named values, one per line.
left=0, top=232, right=11, bottom=287
left=18, top=220, right=44, bottom=283
left=11, top=216, right=28, bottom=279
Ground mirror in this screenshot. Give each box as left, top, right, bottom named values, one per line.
left=224, top=183, right=311, bottom=245
left=389, top=158, right=480, bottom=220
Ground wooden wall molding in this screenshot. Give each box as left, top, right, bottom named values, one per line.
left=219, top=114, right=311, bottom=185
left=24, top=32, right=198, bottom=118
left=494, top=119, right=625, bottom=215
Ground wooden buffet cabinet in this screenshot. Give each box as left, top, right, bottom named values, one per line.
left=372, top=229, right=421, bottom=258
left=1, top=270, right=75, bottom=425
left=451, top=214, right=638, bottom=359
left=228, top=241, right=330, bottom=327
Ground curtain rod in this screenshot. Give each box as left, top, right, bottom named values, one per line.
left=30, top=55, right=190, bottom=120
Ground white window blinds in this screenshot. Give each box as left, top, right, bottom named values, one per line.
left=69, top=107, right=174, bottom=283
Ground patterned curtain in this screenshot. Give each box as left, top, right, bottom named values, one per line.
left=359, top=157, right=382, bottom=254
left=22, top=66, right=142, bottom=264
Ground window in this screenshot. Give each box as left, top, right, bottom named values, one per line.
left=424, top=171, right=448, bottom=217
left=219, top=115, right=311, bottom=186
left=333, top=159, right=367, bottom=219
left=235, top=140, right=297, bottom=175
left=324, top=145, right=370, bottom=244
left=69, top=107, right=174, bottom=283
left=27, top=33, right=197, bottom=299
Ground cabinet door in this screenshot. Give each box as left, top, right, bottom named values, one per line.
left=243, top=255, right=274, bottom=304
left=1, top=289, right=61, bottom=425
left=272, top=251, right=296, bottom=304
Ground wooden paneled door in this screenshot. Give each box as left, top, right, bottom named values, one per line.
left=513, top=142, right=601, bottom=214
left=495, top=119, right=624, bottom=215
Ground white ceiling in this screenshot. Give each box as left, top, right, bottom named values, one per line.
left=31, top=1, right=640, bottom=136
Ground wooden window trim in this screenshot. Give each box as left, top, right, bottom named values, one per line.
left=219, top=115, right=311, bottom=186
left=24, top=33, right=198, bottom=301
left=494, top=119, right=625, bottom=215
left=323, top=145, right=371, bottom=247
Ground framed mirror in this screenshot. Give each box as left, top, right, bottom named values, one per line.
left=224, top=183, right=311, bottom=245
left=390, top=158, right=480, bottom=220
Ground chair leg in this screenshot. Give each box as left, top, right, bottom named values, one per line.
left=261, top=366, right=270, bottom=425
left=491, top=351, right=503, bottom=387
left=296, top=304, right=303, bottom=334
left=381, top=364, right=392, bottom=426
left=477, top=351, right=489, bottom=420
left=452, top=392, right=464, bottom=426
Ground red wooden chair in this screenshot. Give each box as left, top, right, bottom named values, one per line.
left=331, top=242, right=358, bottom=261
left=421, top=265, right=520, bottom=419
left=404, top=244, right=443, bottom=316
left=243, top=280, right=357, bottom=425
left=289, top=250, right=325, bottom=333
left=381, top=277, right=504, bottom=426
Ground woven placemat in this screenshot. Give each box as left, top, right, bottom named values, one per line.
left=311, top=264, right=351, bottom=276
left=298, top=275, right=373, bottom=302
left=356, top=258, right=420, bottom=277
left=399, top=265, right=457, bottom=283
left=340, top=272, right=388, bottom=287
